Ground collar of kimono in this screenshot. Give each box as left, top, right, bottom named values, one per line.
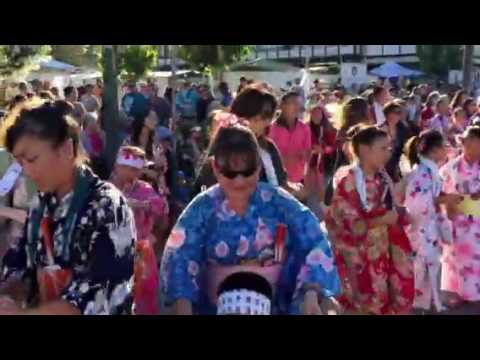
left=419, top=156, right=442, bottom=197
left=258, top=147, right=278, bottom=187
left=352, top=163, right=391, bottom=212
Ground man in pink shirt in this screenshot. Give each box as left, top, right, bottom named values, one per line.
left=269, top=91, right=312, bottom=183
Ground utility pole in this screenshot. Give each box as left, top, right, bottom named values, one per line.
left=170, top=45, right=177, bottom=131
left=360, top=45, right=367, bottom=64
left=463, top=45, right=474, bottom=93
left=217, top=45, right=225, bottom=82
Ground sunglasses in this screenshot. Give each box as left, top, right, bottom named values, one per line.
left=218, top=166, right=257, bottom=179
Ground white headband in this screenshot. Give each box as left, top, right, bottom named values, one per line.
left=217, top=289, right=271, bottom=315
left=116, top=151, right=146, bottom=169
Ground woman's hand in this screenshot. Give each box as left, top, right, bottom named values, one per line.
left=380, top=210, right=399, bottom=226
left=312, top=145, right=323, bottom=155
left=302, top=290, right=323, bottom=315
left=441, top=193, right=465, bottom=206
left=128, top=199, right=150, bottom=210
left=470, top=192, right=480, bottom=201
left=0, top=296, right=23, bottom=315
left=175, top=298, right=193, bottom=315
left=143, top=168, right=158, bottom=180
left=319, top=296, right=342, bottom=315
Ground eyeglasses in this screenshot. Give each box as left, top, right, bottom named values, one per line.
left=218, top=166, right=257, bottom=179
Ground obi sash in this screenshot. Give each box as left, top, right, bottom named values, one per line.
left=457, top=195, right=480, bottom=218
left=133, top=239, right=160, bottom=315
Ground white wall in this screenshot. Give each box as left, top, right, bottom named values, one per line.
left=224, top=71, right=342, bottom=93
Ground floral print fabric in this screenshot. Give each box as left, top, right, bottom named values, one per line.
left=440, top=155, right=480, bottom=301
left=160, top=182, right=341, bottom=314
left=405, top=162, right=452, bottom=310
left=1, top=167, right=136, bottom=315
left=326, top=166, right=414, bottom=314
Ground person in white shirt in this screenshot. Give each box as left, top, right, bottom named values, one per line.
left=371, top=85, right=389, bottom=125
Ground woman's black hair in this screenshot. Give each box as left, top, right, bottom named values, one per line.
left=230, top=85, right=277, bottom=121
left=210, top=125, right=260, bottom=171
left=131, top=117, right=154, bottom=158
left=217, top=272, right=273, bottom=300
left=339, top=97, right=369, bottom=134
left=372, top=85, right=386, bottom=99
left=460, top=125, right=480, bottom=142
left=383, top=101, right=403, bottom=117
left=462, top=97, right=476, bottom=117
left=450, top=89, right=467, bottom=109
left=4, top=100, right=82, bottom=159
left=404, top=129, right=444, bottom=166
left=351, top=125, right=388, bottom=158
left=8, top=94, right=26, bottom=111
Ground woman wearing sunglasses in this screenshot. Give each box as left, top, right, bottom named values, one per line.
left=160, top=125, right=341, bottom=315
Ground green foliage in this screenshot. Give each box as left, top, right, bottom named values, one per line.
left=417, top=45, right=462, bottom=78
left=117, top=45, right=158, bottom=82
left=0, top=45, right=51, bottom=78
left=51, top=45, right=89, bottom=66
left=178, top=45, right=253, bottom=73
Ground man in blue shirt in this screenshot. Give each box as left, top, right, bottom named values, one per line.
left=121, top=83, right=150, bottom=123
left=176, top=81, right=199, bottom=120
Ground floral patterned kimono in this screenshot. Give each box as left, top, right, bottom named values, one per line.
left=122, top=179, right=168, bottom=315
left=326, top=165, right=414, bottom=314
left=1, top=166, right=135, bottom=314
left=440, top=155, right=480, bottom=301
left=160, top=182, right=341, bottom=315
left=405, top=158, right=452, bottom=311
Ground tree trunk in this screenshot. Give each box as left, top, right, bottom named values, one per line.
left=463, top=45, right=474, bottom=93
left=101, top=45, right=122, bottom=177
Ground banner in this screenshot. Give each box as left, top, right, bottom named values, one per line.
left=341, top=63, right=368, bottom=91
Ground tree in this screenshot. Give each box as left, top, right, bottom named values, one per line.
left=117, top=45, right=158, bottom=82
left=177, top=45, right=253, bottom=78
left=50, top=45, right=102, bottom=68
left=101, top=45, right=122, bottom=176
left=0, top=45, right=50, bottom=78
left=417, top=45, right=462, bottom=78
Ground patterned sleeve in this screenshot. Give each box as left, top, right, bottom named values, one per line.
left=329, top=172, right=372, bottom=236
left=1, top=217, right=30, bottom=284
left=61, top=189, right=135, bottom=315
left=274, top=188, right=341, bottom=302
left=144, top=184, right=168, bottom=217
left=160, top=195, right=209, bottom=306
left=404, top=169, right=432, bottom=220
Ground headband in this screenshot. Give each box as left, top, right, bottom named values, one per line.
left=217, top=289, right=271, bottom=315
left=116, top=149, right=146, bottom=169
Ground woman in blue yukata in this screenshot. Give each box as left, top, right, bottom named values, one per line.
left=160, top=125, right=341, bottom=315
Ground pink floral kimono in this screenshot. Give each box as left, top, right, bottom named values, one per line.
left=404, top=157, right=452, bottom=311
left=440, top=155, right=480, bottom=301
left=124, top=180, right=168, bottom=315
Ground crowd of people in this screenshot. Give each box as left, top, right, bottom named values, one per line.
left=0, top=72, right=479, bottom=315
